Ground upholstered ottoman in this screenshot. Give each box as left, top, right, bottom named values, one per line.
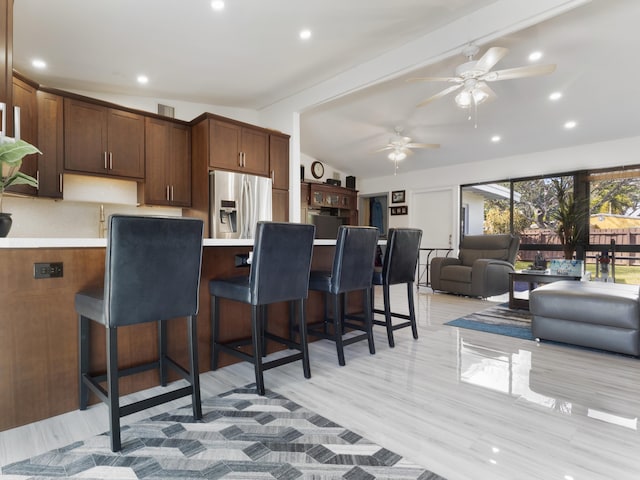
left=530, top=280, right=640, bottom=356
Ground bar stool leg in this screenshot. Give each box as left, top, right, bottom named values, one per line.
left=407, top=283, right=418, bottom=339
left=106, top=327, right=121, bottom=452
left=261, top=305, right=268, bottom=357
left=78, top=315, right=90, bottom=410
left=251, top=305, right=265, bottom=395
left=383, top=284, right=395, bottom=347
left=187, top=314, right=202, bottom=420
left=298, top=299, right=311, bottom=379
left=211, top=296, right=220, bottom=371
left=333, top=294, right=346, bottom=366
left=364, top=288, right=376, bottom=354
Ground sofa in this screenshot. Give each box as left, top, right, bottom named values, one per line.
left=530, top=280, right=640, bottom=356
left=430, top=234, right=520, bottom=298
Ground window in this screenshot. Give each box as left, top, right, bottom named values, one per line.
left=462, top=166, right=640, bottom=284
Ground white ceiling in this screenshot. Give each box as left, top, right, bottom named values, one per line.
left=13, top=0, right=640, bottom=180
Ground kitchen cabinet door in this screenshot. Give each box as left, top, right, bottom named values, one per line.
left=9, top=76, right=38, bottom=195
left=106, top=109, right=145, bottom=179
left=209, top=119, right=241, bottom=170
left=64, top=98, right=108, bottom=175
left=269, top=134, right=289, bottom=190
left=36, top=91, right=63, bottom=198
left=209, top=119, right=268, bottom=176
left=168, top=122, right=191, bottom=206
left=241, top=127, right=268, bottom=176
left=272, top=189, right=289, bottom=222
left=64, top=98, right=144, bottom=179
left=142, top=117, right=190, bottom=207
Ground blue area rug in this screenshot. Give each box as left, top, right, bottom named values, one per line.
left=445, top=303, right=534, bottom=341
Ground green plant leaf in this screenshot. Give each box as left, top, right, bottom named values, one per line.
left=3, top=170, right=39, bottom=188
left=0, top=139, right=42, bottom=166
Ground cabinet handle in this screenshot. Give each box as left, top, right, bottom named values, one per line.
left=166, top=185, right=170, bottom=201
left=109, top=152, right=113, bottom=170
left=13, top=106, right=20, bottom=140
left=36, top=170, right=40, bottom=191
left=238, top=152, right=242, bottom=167
left=271, top=170, right=275, bottom=182
left=59, top=173, right=63, bottom=193
left=241, top=151, right=246, bottom=167
left=171, top=185, right=174, bottom=201
left=0, top=102, right=5, bottom=136
left=104, top=152, right=108, bottom=169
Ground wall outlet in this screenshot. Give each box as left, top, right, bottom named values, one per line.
left=34, top=262, right=63, bottom=279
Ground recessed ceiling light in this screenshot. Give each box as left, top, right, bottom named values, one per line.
left=491, top=135, right=501, bottom=143
left=137, top=75, right=149, bottom=85
left=32, top=59, right=46, bottom=69
left=564, top=120, right=577, bottom=129
left=549, top=91, right=562, bottom=101
left=528, top=51, right=543, bottom=61
left=211, top=0, right=225, bottom=11
left=299, top=29, right=312, bottom=40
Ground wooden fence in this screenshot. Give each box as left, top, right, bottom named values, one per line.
left=519, top=228, right=640, bottom=265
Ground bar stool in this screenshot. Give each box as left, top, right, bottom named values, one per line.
left=372, top=228, right=422, bottom=347
left=307, top=226, right=379, bottom=366
left=210, top=222, right=316, bottom=396
left=76, top=215, right=204, bottom=452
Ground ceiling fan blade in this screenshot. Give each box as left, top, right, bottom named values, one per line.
left=407, top=76, right=462, bottom=83
left=406, top=142, right=440, bottom=149
left=482, top=63, right=556, bottom=81
left=416, top=83, right=463, bottom=108
left=476, top=82, right=498, bottom=103
left=373, top=145, right=393, bottom=153
left=474, top=47, right=508, bottom=72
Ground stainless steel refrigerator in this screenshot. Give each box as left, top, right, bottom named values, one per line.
left=209, top=170, right=272, bottom=239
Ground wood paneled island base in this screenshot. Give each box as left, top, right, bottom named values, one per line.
left=0, top=242, right=348, bottom=431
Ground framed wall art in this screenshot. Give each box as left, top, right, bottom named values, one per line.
left=391, top=190, right=405, bottom=203
left=390, top=206, right=408, bottom=216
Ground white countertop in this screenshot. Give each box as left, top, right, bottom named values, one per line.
left=0, top=237, right=342, bottom=249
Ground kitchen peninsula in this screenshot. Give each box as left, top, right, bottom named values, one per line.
left=0, top=237, right=350, bottom=431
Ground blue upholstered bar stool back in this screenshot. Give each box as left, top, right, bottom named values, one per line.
left=372, top=228, right=422, bottom=347
left=209, top=222, right=316, bottom=395
left=75, top=215, right=204, bottom=452
left=307, top=226, right=379, bottom=366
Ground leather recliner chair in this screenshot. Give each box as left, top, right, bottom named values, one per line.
left=430, top=234, right=520, bottom=298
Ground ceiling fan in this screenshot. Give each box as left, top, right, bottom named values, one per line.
left=409, top=44, right=556, bottom=109
left=374, top=126, right=439, bottom=174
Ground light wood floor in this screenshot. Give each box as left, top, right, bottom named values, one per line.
left=2, top=287, right=640, bottom=480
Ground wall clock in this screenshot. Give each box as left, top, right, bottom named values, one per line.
left=311, top=161, right=324, bottom=179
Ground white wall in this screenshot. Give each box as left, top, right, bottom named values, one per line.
left=462, top=191, right=486, bottom=235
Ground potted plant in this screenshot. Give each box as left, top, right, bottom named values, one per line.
left=551, top=178, right=587, bottom=259
left=0, top=135, right=41, bottom=237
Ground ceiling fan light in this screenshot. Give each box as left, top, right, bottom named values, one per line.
left=472, top=88, right=488, bottom=104
left=388, top=151, right=407, bottom=161
left=455, top=90, right=472, bottom=107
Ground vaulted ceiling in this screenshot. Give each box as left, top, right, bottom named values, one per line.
left=14, top=1, right=639, bottom=179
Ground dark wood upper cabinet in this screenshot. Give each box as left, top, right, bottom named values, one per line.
left=209, top=119, right=268, bottom=176
left=0, top=0, right=13, bottom=134
left=8, top=76, right=38, bottom=195
left=140, top=117, right=191, bottom=207
left=36, top=91, right=63, bottom=198
left=269, top=134, right=289, bottom=190
left=64, top=98, right=144, bottom=180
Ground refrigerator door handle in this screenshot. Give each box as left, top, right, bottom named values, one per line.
left=240, top=176, right=250, bottom=238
